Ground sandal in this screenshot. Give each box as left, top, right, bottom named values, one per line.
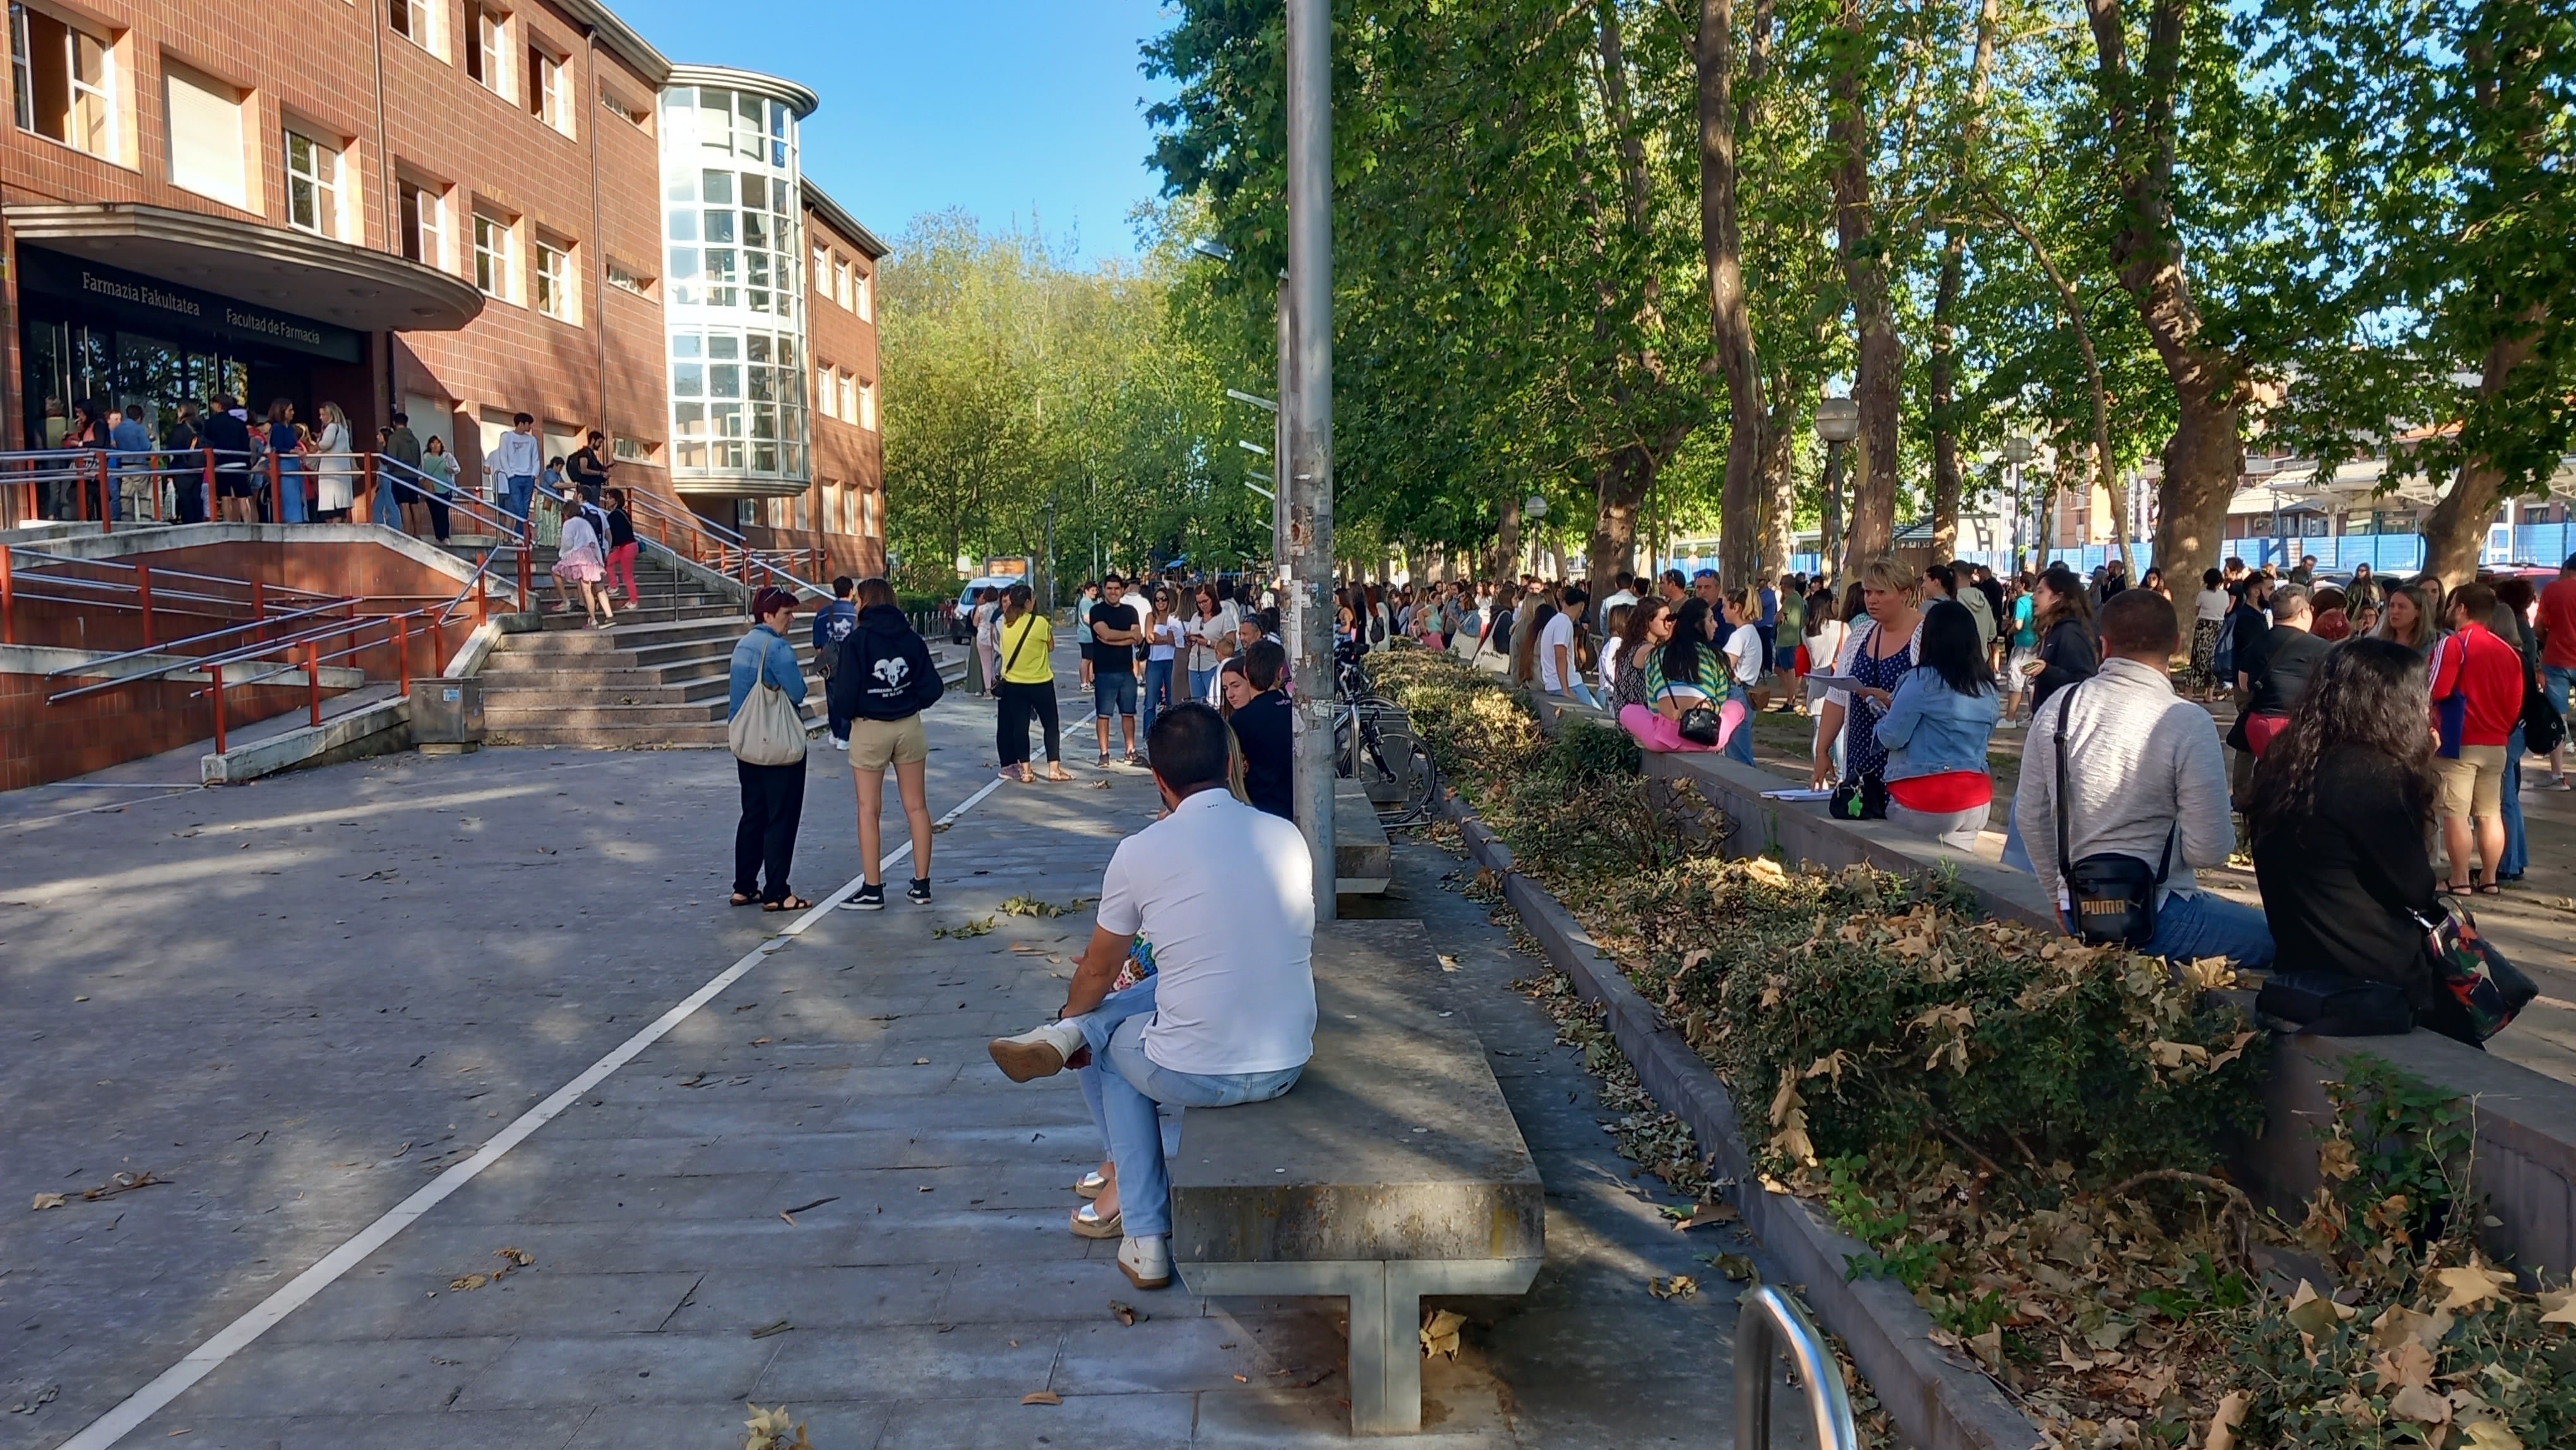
left=2474, top=884, right=2502, bottom=896
left=1074, top=1170, right=1107, bottom=1201
left=763, top=895, right=814, bottom=912
left=728, top=892, right=757, bottom=907
left=1046, top=766, right=1075, bottom=782
left=1069, top=1201, right=1122, bottom=1239
left=1124, top=752, right=1146, bottom=767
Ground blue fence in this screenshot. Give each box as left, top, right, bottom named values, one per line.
left=1667, top=524, right=2576, bottom=584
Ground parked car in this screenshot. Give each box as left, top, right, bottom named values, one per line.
left=948, top=576, right=1022, bottom=644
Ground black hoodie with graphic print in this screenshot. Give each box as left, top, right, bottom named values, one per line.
left=830, top=603, right=945, bottom=722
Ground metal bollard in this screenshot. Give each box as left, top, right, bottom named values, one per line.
left=1733, top=1285, right=1861, bottom=1450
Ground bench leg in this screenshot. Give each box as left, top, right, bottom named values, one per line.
left=1345, top=1262, right=1421, bottom=1436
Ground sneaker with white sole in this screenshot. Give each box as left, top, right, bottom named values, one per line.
left=842, top=882, right=884, bottom=911
left=833, top=737, right=850, bottom=752
left=988, top=1019, right=1087, bottom=1082
left=906, top=877, right=933, bottom=905
left=1118, top=1233, right=1172, bottom=1290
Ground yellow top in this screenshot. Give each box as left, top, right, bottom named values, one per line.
left=999, top=612, right=1054, bottom=684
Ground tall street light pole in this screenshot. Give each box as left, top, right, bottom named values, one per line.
left=1285, top=0, right=1335, bottom=923
left=2003, top=435, right=2034, bottom=570
left=1816, top=397, right=1859, bottom=582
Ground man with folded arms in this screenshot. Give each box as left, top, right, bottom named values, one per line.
left=987, top=702, right=1316, bottom=1290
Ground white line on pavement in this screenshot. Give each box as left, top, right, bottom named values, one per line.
left=54, top=745, right=1025, bottom=1450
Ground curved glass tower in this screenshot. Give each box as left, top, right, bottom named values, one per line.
left=657, top=66, right=820, bottom=500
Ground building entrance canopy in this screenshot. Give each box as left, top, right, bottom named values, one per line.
left=5, top=203, right=483, bottom=335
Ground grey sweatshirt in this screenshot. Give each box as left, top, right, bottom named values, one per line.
left=2012, top=656, right=2233, bottom=908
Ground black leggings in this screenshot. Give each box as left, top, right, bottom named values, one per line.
left=733, top=757, right=806, bottom=903
left=996, top=680, right=1061, bottom=767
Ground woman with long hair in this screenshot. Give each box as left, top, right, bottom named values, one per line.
left=1809, top=558, right=1925, bottom=798
left=1142, top=586, right=1183, bottom=740
left=2023, top=565, right=2097, bottom=716
left=2375, top=576, right=2447, bottom=657
left=550, top=493, right=616, bottom=628
left=414, top=434, right=457, bottom=542
left=1510, top=589, right=1557, bottom=688
left=1715, top=584, right=1765, bottom=765
left=311, top=401, right=355, bottom=520
left=1609, top=598, right=1671, bottom=716
left=1875, top=599, right=2000, bottom=849
left=1625, top=596, right=1746, bottom=754
left=1597, top=602, right=1634, bottom=699
left=2186, top=567, right=2229, bottom=702
left=1188, top=585, right=1234, bottom=702
left=994, top=582, right=1074, bottom=784
left=600, top=488, right=640, bottom=604
left=263, top=399, right=308, bottom=524
left=2249, top=638, right=2474, bottom=1043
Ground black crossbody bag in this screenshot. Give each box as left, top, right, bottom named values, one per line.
left=2053, top=683, right=2172, bottom=947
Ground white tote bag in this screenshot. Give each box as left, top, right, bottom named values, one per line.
left=728, top=676, right=808, bottom=765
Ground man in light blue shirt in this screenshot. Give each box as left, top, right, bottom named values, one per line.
left=487, top=412, right=542, bottom=528
left=108, top=406, right=152, bottom=521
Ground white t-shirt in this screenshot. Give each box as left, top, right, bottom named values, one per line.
left=1538, top=611, right=1577, bottom=692
left=1150, top=616, right=1185, bottom=661
left=1097, top=788, right=1316, bottom=1075
left=2194, top=588, right=2229, bottom=623
left=1602, top=589, right=1638, bottom=612
left=1186, top=606, right=1237, bottom=673
left=1599, top=635, right=1625, bottom=695
left=1722, top=622, right=1767, bottom=686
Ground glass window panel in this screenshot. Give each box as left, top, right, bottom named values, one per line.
left=674, top=402, right=705, bottom=435
left=748, top=365, right=773, bottom=403
left=703, top=248, right=736, bottom=283
left=746, top=333, right=772, bottom=363
left=668, top=247, right=698, bottom=280
left=667, top=210, right=698, bottom=243
left=715, top=404, right=745, bottom=438
left=665, top=168, right=696, bottom=203
left=753, top=404, right=778, bottom=440
left=709, top=333, right=739, bottom=359
left=708, top=285, right=737, bottom=306
left=672, top=362, right=703, bottom=396
left=741, top=174, right=766, bottom=210
left=700, top=169, right=733, bottom=205
left=672, top=332, right=702, bottom=359
left=676, top=440, right=706, bottom=469
left=742, top=212, right=768, bottom=250
left=776, top=335, right=797, bottom=369
left=746, top=251, right=770, bottom=289
left=710, top=364, right=741, bottom=398
left=702, top=210, right=734, bottom=244
left=754, top=441, right=779, bottom=473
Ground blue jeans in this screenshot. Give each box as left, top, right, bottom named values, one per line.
left=2001, top=810, right=2032, bottom=873
left=2500, top=723, right=2527, bottom=878
left=2054, top=888, right=2274, bottom=968
left=1559, top=680, right=1601, bottom=710
left=1070, top=980, right=1303, bottom=1240
left=1724, top=685, right=1756, bottom=765
left=503, top=474, right=535, bottom=527
left=1188, top=666, right=1217, bottom=706
left=2546, top=666, right=2576, bottom=727
left=1142, top=657, right=1174, bottom=738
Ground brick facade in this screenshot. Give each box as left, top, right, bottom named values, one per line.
left=745, top=189, right=885, bottom=580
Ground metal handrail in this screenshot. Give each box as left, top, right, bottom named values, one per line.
left=1733, top=1285, right=1861, bottom=1450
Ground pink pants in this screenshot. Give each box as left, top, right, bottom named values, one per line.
left=1619, top=700, right=1749, bottom=755
left=604, top=542, right=640, bottom=599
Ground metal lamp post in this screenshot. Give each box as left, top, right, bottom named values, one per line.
left=1522, top=493, right=1547, bottom=575
left=1815, top=398, right=1859, bottom=582
left=2002, top=436, right=2034, bottom=568
left=1285, top=0, right=1335, bottom=922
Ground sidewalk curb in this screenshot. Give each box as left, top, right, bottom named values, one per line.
left=1443, top=796, right=2044, bottom=1450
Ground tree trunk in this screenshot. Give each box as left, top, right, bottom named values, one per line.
left=1758, top=374, right=1809, bottom=581
left=1489, top=493, right=1522, bottom=582
left=1830, top=0, right=1900, bottom=575
left=1928, top=240, right=1964, bottom=562
left=2087, top=0, right=2245, bottom=595
left=1699, top=0, right=1767, bottom=592
left=2421, top=330, right=2541, bottom=585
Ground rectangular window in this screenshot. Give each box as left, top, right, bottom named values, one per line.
left=605, top=260, right=651, bottom=298
left=164, top=66, right=246, bottom=207
left=861, top=488, right=877, bottom=539
left=534, top=239, right=571, bottom=320
left=844, top=486, right=858, bottom=536
left=855, top=270, right=873, bottom=322
left=833, top=257, right=852, bottom=311
left=283, top=129, right=340, bottom=237
left=813, top=364, right=832, bottom=419
left=472, top=212, right=513, bottom=300
left=390, top=0, right=437, bottom=52
left=400, top=181, right=443, bottom=267
left=838, top=371, right=854, bottom=424
left=525, top=45, right=566, bottom=133
left=465, top=1, right=503, bottom=92
left=858, top=381, right=876, bottom=432
left=610, top=434, right=653, bottom=462
left=811, top=245, right=828, bottom=298
left=13, top=4, right=115, bottom=160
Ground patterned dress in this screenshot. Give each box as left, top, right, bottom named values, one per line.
left=1842, top=621, right=1916, bottom=784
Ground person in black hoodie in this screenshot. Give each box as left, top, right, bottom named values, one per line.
left=830, top=577, right=946, bottom=910
left=1230, top=640, right=1294, bottom=820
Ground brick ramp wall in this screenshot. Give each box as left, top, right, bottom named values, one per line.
left=0, top=666, right=312, bottom=791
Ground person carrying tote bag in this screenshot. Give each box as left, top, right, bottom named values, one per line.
left=728, top=588, right=813, bottom=911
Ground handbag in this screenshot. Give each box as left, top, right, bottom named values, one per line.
left=2519, top=652, right=2566, bottom=755
left=2416, top=905, right=2538, bottom=1041
left=2053, top=684, right=2173, bottom=947
left=1661, top=682, right=1720, bottom=746
left=1829, top=773, right=1887, bottom=821
left=728, top=637, right=809, bottom=766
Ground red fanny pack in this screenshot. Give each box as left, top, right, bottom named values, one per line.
left=2245, top=711, right=2289, bottom=758
left=1887, top=769, right=1993, bottom=814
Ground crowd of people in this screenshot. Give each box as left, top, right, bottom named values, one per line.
left=1437, top=551, right=2571, bottom=1046
left=33, top=396, right=624, bottom=551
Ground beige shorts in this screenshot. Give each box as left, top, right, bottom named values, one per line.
left=847, top=714, right=928, bottom=771
left=2435, top=745, right=2506, bottom=819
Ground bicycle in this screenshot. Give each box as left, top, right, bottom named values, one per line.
left=1331, top=641, right=1441, bottom=826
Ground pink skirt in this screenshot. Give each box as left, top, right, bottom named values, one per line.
left=556, top=551, right=605, bottom=584
left=1618, top=700, right=1748, bottom=754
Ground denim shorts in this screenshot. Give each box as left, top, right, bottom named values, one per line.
left=1093, top=670, right=1139, bottom=718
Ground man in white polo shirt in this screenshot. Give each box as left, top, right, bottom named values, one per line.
left=987, top=702, right=1316, bottom=1291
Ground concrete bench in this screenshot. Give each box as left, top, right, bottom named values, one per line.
left=1169, top=919, right=1543, bottom=1434
left=1334, top=777, right=1392, bottom=896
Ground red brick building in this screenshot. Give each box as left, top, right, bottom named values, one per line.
left=0, top=0, right=883, bottom=567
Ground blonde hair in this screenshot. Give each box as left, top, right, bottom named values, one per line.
left=1856, top=557, right=1917, bottom=599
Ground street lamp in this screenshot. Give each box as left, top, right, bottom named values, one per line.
left=1190, top=239, right=1235, bottom=263
left=1815, top=398, right=1859, bottom=580
left=2001, top=435, right=2034, bottom=568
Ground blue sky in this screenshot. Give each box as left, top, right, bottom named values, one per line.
left=614, top=0, right=1178, bottom=261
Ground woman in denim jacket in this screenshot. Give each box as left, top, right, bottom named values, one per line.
left=1874, top=600, right=2000, bottom=850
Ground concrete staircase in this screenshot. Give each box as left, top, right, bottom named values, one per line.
left=453, top=536, right=965, bottom=748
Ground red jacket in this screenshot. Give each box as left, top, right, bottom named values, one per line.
left=2429, top=625, right=2522, bottom=749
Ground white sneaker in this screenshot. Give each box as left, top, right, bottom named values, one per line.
left=1118, top=1233, right=1172, bottom=1290
left=833, top=737, right=849, bottom=752
left=987, top=1019, right=1087, bottom=1082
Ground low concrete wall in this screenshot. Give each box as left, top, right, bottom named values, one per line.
left=1529, top=693, right=2576, bottom=1279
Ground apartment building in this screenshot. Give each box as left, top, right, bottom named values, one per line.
left=0, top=0, right=883, bottom=563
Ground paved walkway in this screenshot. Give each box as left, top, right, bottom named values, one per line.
left=4, top=645, right=1767, bottom=1448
